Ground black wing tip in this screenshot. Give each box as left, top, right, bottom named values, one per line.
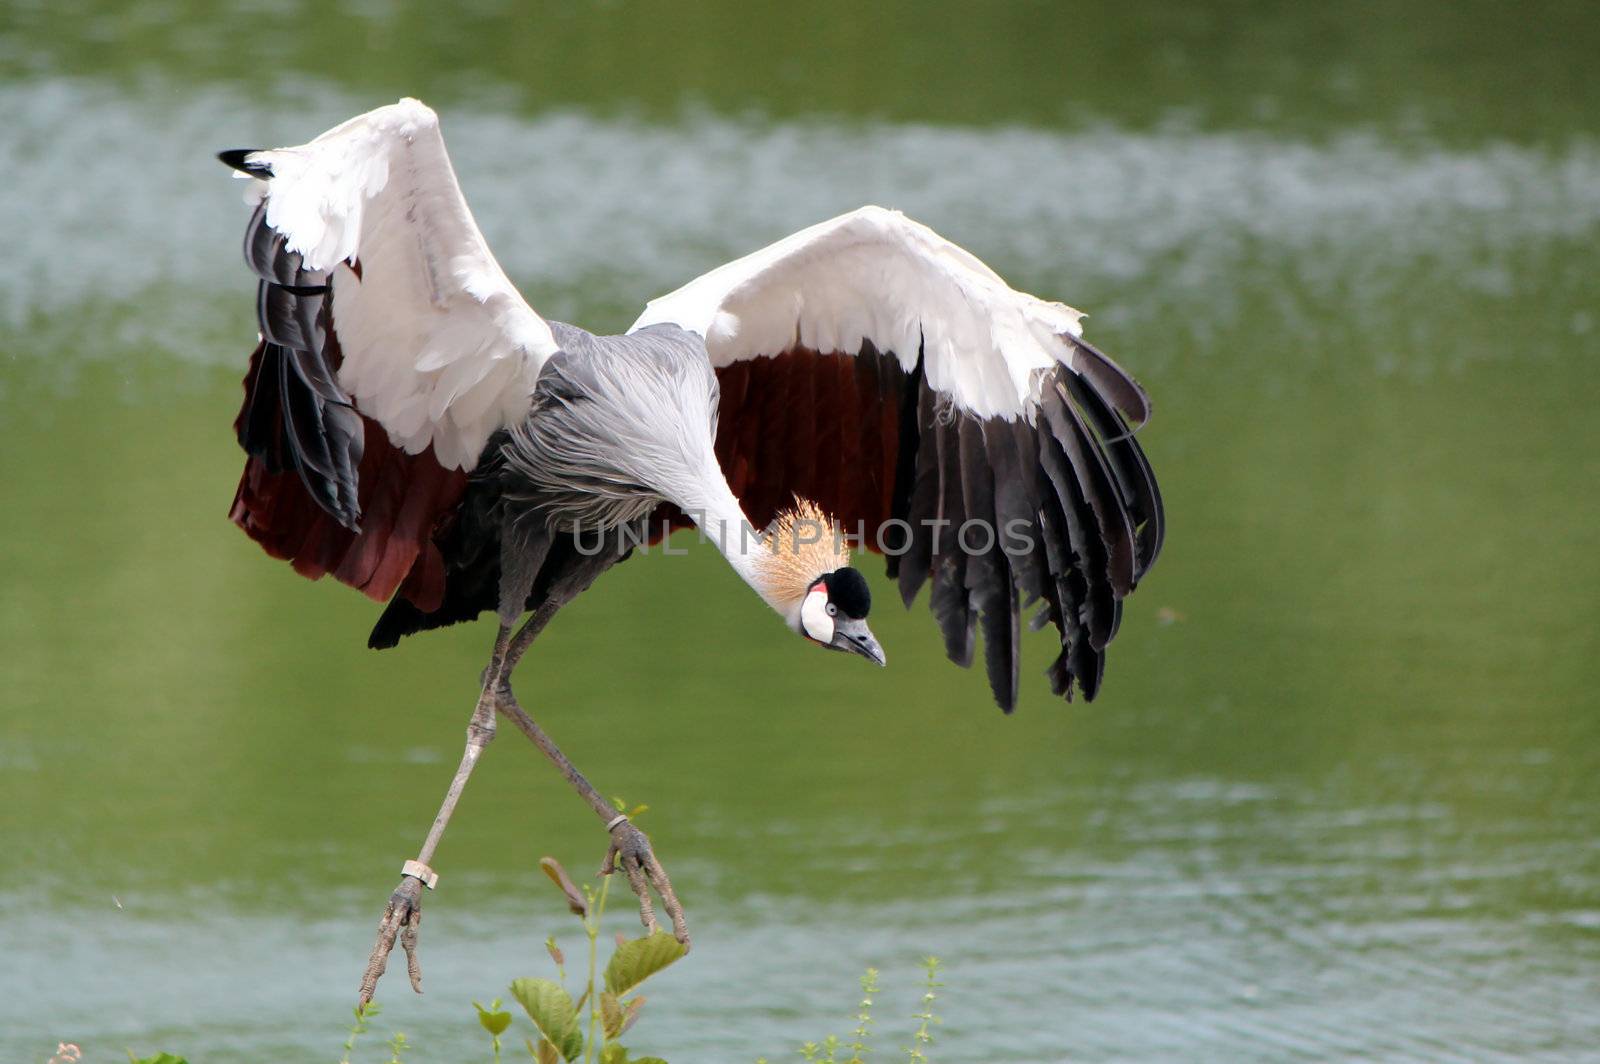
left=1069, top=334, right=1153, bottom=426
left=368, top=597, right=418, bottom=649
left=367, top=629, right=401, bottom=651
left=218, top=148, right=273, bottom=177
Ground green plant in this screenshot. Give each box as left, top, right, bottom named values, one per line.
left=340, top=1002, right=382, bottom=1064
left=501, top=854, right=683, bottom=1064
left=904, top=957, right=943, bottom=1063
left=323, top=832, right=939, bottom=1064
left=756, top=958, right=945, bottom=1064
left=476, top=998, right=515, bottom=1063
left=848, top=968, right=879, bottom=1061
left=610, top=796, right=650, bottom=822
left=384, top=1031, right=411, bottom=1063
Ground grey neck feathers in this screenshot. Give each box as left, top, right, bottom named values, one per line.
left=676, top=477, right=798, bottom=626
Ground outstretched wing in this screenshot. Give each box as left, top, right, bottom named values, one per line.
left=633, top=207, right=1163, bottom=709
left=222, top=99, right=557, bottom=608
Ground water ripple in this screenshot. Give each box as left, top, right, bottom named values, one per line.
left=3, top=77, right=1597, bottom=367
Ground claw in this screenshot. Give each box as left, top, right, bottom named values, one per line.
left=401, top=905, right=423, bottom=993
left=600, top=821, right=690, bottom=951
left=359, top=875, right=427, bottom=1005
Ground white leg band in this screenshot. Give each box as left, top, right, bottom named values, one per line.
left=401, top=859, right=439, bottom=890
left=604, top=814, right=630, bottom=832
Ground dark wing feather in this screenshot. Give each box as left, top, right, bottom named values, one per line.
left=895, top=367, right=940, bottom=605
left=957, top=417, right=1020, bottom=711
left=1051, top=384, right=1138, bottom=598
left=883, top=351, right=923, bottom=574
left=1036, top=388, right=1115, bottom=655
left=929, top=405, right=977, bottom=667
left=712, top=335, right=1163, bottom=708
left=226, top=172, right=469, bottom=618
left=1064, top=332, right=1151, bottom=426
left=234, top=199, right=361, bottom=531
left=1060, top=371, right=1165, bottom=577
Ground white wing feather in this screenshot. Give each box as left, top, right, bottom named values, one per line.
left=237, top=99, right=557, bottom=469
left=629, top=206, right=1086, bottom=421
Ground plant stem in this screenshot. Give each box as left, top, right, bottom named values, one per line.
left=905, top=957, right=942, bottom=1063
left=848, top=967, right=879, bottom=1063
left=341, top=1002, right=376, bottom=1064
left=584, top=872, right=613, bottom=1064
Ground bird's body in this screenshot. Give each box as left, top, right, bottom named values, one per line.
left=369, top=323, right=722, bottom=637
left=217, top=98, right=1164, bottom=999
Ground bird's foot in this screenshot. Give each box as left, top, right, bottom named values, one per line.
left=602, top=818, right=690, bottom=950
left=357, top=862, right=433, bottom=1005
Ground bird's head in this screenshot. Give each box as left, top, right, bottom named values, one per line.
left=759, top=499, right=886, bottom=667
left=798, top=565, right=884, bottom=665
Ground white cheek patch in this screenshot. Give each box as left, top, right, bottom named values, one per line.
left=800, top=588, right=834, bottom=643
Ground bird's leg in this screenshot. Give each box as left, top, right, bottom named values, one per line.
left=357, top=624, right=513, bottom=1006
left=492, top=610, right=691, bottom=948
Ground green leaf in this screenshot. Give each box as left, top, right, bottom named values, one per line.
left=601, top=991, right=624, bottom=1040
left=629, top=1058, right=669, bottom=1064
left=528, top=1038, right=561, bottom=1064
left=476, top=1000, right=514, bottom=1036
left=599, top=1046, right=628, bottom=1064
left=127, top=1055, right=189, bottom=1064
left=604, top=932, right=687, bottom=997
left=509, top=978, right=583, bottom=1062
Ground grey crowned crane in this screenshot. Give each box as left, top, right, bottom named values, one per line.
left=219, top=99, right=1164, bottom=1003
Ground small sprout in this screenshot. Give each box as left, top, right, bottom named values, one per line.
left=475, top=997, right=513, bottom=1064
left=609, top=795, right=649, bottom=820
left=475, top=999, right=514, bottom=1036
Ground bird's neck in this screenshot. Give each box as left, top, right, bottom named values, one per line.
left=680, top=480, right=798, bottom=627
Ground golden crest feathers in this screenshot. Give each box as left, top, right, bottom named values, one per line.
left=758, top=497, right=851, bottom=610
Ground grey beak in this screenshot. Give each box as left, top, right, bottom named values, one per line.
left=830, top=617, right=887, bottom=667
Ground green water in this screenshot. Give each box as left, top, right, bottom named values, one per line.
left=3, top=3, right=1598, bottom=1060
